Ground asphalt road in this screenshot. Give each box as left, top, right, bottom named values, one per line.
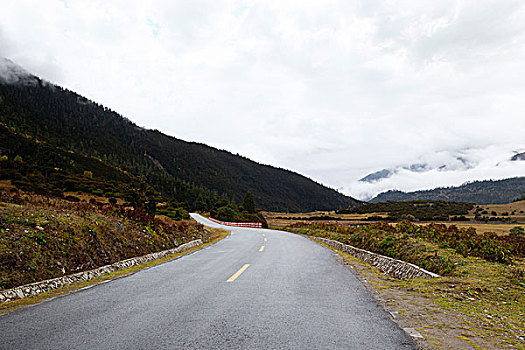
left=0, top=214, right=416, bottom=349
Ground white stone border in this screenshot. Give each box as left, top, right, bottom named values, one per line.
left=0, top=239, right=203, bottom=303
left=312, top=236, right=440, bottom=279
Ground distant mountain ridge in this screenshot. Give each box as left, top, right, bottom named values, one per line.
left=370, top=177, right=525, bottom=204
left=511, top=152, right=525, bottom=161
left=359, top=157, right=474, bottom=183
left=0, top=58, right=359, bottom=211
left=359, top=151, right=524, bottom=185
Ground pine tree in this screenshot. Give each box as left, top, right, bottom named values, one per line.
left=243, top=191, right=255, bottom=213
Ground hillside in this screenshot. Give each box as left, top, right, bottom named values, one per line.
left=0, top=190, right=215, bottom=290
left=371, top=177, right=525, bottom=204
left=0, top=58, right=359, bottom=211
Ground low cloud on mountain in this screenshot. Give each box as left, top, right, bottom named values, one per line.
left=1, top=1, right=525, bottom=201
left=346, top=145, right=525, bottom=200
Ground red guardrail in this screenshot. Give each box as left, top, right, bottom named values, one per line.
left=208, top=217, right=262, bottom=228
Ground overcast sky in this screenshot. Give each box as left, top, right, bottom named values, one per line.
left=1, top=0, right=524, bottom=200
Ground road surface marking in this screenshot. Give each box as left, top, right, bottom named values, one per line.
left=259, top=245, right=265, bottom=252
left=227, top=264, right=250, bottom=282
left=264, top=238, right=267, bottom=242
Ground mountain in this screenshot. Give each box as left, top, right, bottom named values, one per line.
left=0, top=57, right=38, bottom=85
left=358, top=169, right=395, bottom=183
left=359, top=158, right=473, bottom=183
left=370, top=177, right=525, bottom=204
left=511, top=152, right=525, bottom=161
left=0, top=58, right=359, bottom=212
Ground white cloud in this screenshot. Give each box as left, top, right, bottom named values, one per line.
left=1, top=0, right=525, bottom=200
left=347, top=144, right=525, bottom=200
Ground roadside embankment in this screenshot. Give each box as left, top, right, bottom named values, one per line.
left=0, top=192, right=214, bottom=290
left=0, top=239, right=202, bottom=302
left=311, top=236, right=439, bottom=279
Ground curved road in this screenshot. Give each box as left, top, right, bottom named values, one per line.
left=0, top=214, right=415, bottom=349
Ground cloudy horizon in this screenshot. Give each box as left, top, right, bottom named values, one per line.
left=1, top=0, right=524, bottom=200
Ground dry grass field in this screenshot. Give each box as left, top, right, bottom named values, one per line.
left=426, top=222, right=525, bottom=236
left=62, top=192, right=126, bottom=205
left=0, top=180, right=15, bottom=190
left=262, top=210, right=383, bottom=228
left=476, top=201, right=525, bottom=214
left=0, top=180, right=126, bottom=206
left=263, top=200, right=525, bottom=236
left=469, top=201, right=525, bottom=222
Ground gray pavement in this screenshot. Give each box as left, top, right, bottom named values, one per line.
left=0, top=214, right=416, bottom=349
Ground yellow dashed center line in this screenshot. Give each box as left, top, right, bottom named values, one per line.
left=259, top=245, right=265, bottom=252
left=227, top=264, right=250, bottom=282
left=264, top=238, right=267, bottom=242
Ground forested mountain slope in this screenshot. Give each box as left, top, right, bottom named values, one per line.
left=0, top=60, right=358, bottom=211
left=371, top=177, right=525, bottom=204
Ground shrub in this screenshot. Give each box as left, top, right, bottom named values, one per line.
left=510, top=226, right=524, bottom=238
left=288, top=220, right=519, bottom=267
left=216, top=205, right=236, bottom=222
left=158, top=207, right=189, bottom=221
left=451, top=216, right=470, bottom=221
left=64, top=195, right=80, bottom=202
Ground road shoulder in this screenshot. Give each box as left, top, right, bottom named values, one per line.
left=307, top=236, right=513, bottom=350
